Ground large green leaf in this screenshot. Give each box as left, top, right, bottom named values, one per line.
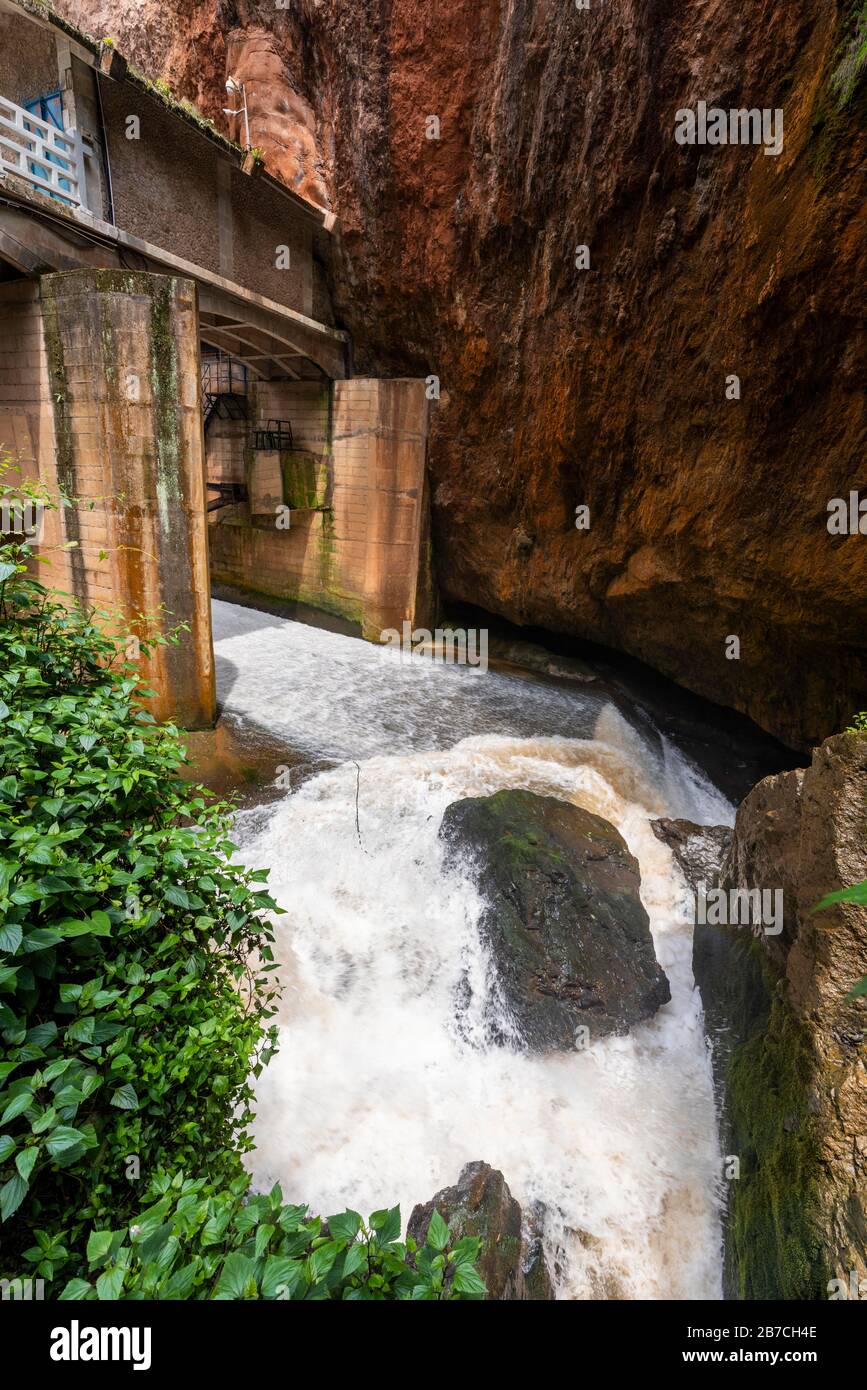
left=370, top=1204, right=401, bottom=1247
left=110, top=1084, right=139, bottom=1111
left=342, top=1242, right=367, bottom=1279
left=96, top=1264, right=125, bottom=1300
left=44, top=1125, right=87, bottom=1158
left=812, top=880, right=867, bottom=913
left=0, top=923, right=22, bottom=953
left=59, top=1278, right=93, bottom=1300
left=0, top=1091, right=33, bottom=1125
left=214, top=1251, right=257, bottom=1300
left=308, top=1240, right=340, bottom=1281
left=426, top=1208, right=450, bottom=1252
left=327, top=1209, right=362, bottom=1244
left=0, top=1173, right=27, bottom=1221
left=261, top=1255, right=302, bottom=1299
left=86, top=1230, right=115, bottom=1267
left=452, top=1263, right=487, bottom=1297
left=15, top=1146, right=38, bottom=1182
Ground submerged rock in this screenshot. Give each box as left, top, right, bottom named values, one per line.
left=485, top=634, right=597, bottom=683
left=440, top=789, right=670, bottom=1050
left=650, top=817, right=732, bottom=897
left=407, top=1161, right=554, bottom=1300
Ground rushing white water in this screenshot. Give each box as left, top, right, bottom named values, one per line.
left=212, top=599, right=734, bottom=1299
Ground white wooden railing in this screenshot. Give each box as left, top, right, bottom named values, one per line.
left=0, top=93, right=86, bottom=210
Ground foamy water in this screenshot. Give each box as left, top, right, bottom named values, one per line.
left=212, top=599, right=733, bottom=1299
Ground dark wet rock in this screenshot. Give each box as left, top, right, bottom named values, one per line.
left=407, top=1161, right=554, bottom=1300
left=650, top=817, right=732, bottom=897
left=440, top=789, right=670, bottom=1051
left=486, top=634, right=597, bottom=683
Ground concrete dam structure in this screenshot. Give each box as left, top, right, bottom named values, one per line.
left=0, top=0, right=433, bottom=725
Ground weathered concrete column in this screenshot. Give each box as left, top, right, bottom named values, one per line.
left=332, top=377, right=433, bottom=640
left=39, top=268, right=215, bottom=728
left=208, top=376, right=434, bottom=639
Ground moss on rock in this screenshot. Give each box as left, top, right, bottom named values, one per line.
left=726, top=993, right=829, bottom=1299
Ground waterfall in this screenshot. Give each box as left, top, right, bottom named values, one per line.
left=213, top=599, right=733, bottom=1299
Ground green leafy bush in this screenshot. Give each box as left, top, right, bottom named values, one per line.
left=59, top=1173, right=484, bottom=1301
left=846, top=711, right=867, bottom=732
left=0, top=538, right=281, bottom=1278
left=0, top=524, right=485, bottom=1299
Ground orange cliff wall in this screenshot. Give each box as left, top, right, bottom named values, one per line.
left=55, top=0, right=867, bottom=747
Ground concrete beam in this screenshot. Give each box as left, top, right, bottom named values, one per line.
left=0, top=187, right=348, bottom=378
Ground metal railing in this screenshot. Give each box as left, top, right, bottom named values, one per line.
left=253, top=418, right=294, bottom=451
left=201, top=352, right=249, bottom=399
left=0, top=92, right=86, bottom=210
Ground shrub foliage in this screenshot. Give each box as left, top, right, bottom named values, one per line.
left=0, top=533, right=483, bottom=1299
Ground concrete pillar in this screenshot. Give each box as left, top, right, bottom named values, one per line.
left=208, top=375, right=434, bottom=639
left=332, top=377, right=433, bottom=640
left=39, top=268, right=215, bottom=728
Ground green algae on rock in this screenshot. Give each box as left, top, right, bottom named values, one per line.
left=440, top=789, right=670, bottom=1051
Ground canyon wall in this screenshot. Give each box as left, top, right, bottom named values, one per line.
left=693, top=732, right=867, bottom=1299
left=55, top=0, right=867, bottom=748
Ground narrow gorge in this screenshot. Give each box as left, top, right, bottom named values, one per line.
left=0, top=0, right=864, bottom=1323
left=56, top=0, right=867, bottom=746
left=53, top=0, right=867, bottom=1303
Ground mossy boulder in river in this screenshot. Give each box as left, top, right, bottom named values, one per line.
left=440, top=789, right=670, bottom=1050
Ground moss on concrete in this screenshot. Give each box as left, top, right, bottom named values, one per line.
left=280, top=449, right=329, bottom=509
left=126, top=64, right=236, bottom=151
left=292, top=582, right=361, bottom=626
left=148, top=278, right=182, bottom=509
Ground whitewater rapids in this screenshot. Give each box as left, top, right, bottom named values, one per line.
left=212, top=599, right=733, bottom=1299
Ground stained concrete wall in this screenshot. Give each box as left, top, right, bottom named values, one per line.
left=25, top=268, right=215, bottom=728
left=0, top=10, right=111, bottom=222
left=0, top=11, right=59, bottom=108
left=98, top=75, right=315, bottom=316
left=208, top=377, right=432, bottom=637
left=0, top=280, right=57, bottom=503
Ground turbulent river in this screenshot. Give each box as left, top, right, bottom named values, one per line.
left=212, top=598, right=735, bottom=1300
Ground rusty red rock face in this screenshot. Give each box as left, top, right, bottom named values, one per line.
left=56, top=0, right=867, bottom=748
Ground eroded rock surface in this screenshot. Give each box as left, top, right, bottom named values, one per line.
left=440, top=789, right=670, bottom=1050
left=651, top=817, right=733, bottom=897
left=693, top=732, right=867, bottom=1299
left=407, top=1160, right=554, bottom=1300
